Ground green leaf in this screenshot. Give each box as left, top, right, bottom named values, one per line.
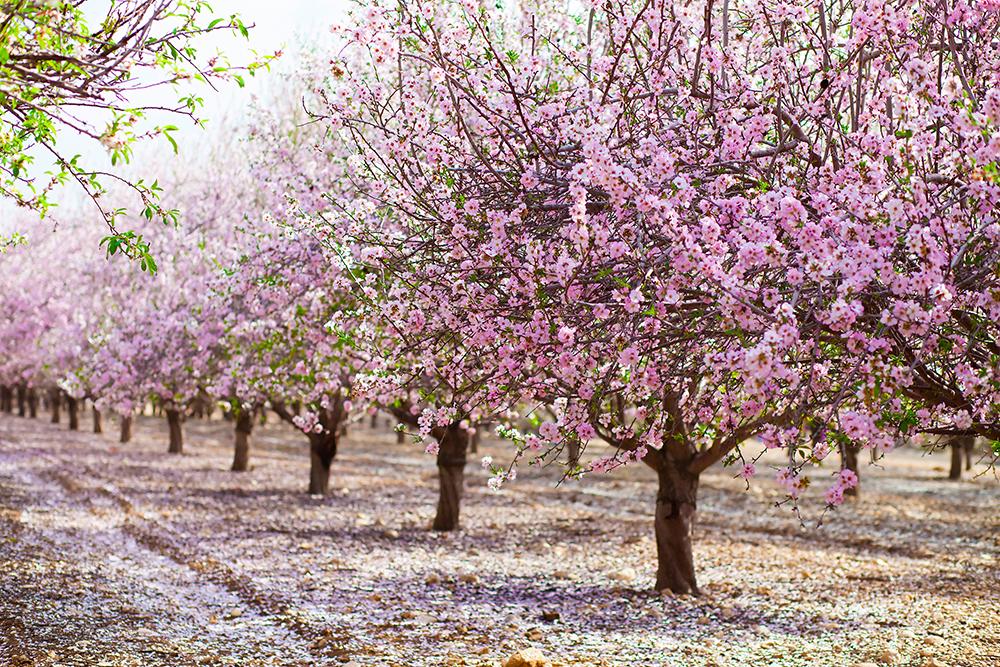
left=163, top=130, right=178, bottom=154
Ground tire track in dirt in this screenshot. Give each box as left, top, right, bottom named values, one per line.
left=0, top=416, right=320, bottom=667
left=41, top=462, right=353, bottom=663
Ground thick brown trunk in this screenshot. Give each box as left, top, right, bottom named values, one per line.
left=0, top=385, right=10, bottom=413
left=965, top=438, right=974, bottom=470
left=949, top=436, right=973, bottom=480
left=307, top=431, right=337, bottom=495
left=27, top=389, right=37, bottom=418
left=397, top=429, right=405, bottom=444
left=652, top=455, right=700, bottom=596
left=470, top=427, right=480, bottom=454
left=433, top=424, right=469, bottom=532
left=16, top=385, right=26, bottom=417
left=166, top=409, right=184, bottom=454
left=67, top=395, right=79, bottom=431
left=49, top=389, right=61, bottom=423
left=93, top=407, right=103, bottom=434
left=232, top=411, right=253, bottom=472
left=842, top=443, right=860, bottom=497
left=120, top=415, right=133, bottom=443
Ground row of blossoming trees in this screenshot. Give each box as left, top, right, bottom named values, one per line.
left=1, top=0, right=999, bottom=595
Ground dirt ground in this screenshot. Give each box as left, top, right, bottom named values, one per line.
left=0, top=411, right=997, bottom=667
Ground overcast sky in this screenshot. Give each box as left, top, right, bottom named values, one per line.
left=132, top=0, right=349, bottom=159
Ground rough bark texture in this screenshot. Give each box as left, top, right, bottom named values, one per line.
left=92, top=407, right=103, bottom=434
left=307, top=432, right=338, bottom=495
left=67, top=396, right=79, bottom=431
left=231, top=411, right=253, bottom=472
left=166, top=409, right=184, bottom=454
left=27, top=389, right=37, bottom=418
left=649, top=451, right=700, bottom=595
left=433, top=424, right=469, bottom=532
left=842, top=443, right=861, bottom=497
left=120, top=415, right=133, bottom=444
left=49, top=389, right=61, bottom=423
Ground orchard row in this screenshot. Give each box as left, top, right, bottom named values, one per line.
left=1, top=0, right=999, bottom=595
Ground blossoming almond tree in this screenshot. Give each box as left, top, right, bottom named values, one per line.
left=201, top=65, right=374, bottom=490
left=315, top=0, right=1000, bottom=593
left=88, top=208, right=234, bottom=453
left=210, top=219, right=370, bottom=492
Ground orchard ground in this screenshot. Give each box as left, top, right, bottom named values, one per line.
left=0, top=414, right=996, bottom=667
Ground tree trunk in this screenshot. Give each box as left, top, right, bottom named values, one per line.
left=371, top=412, right=378, bottom=429
left=470, top=427, right=480, bottom=454
left=397, top=429, right=405, bottom=445
left=166, top=409, right=184, bottom=454
left=566, top=439, right=581, bottom=468
left=27, top=389, right=37, bottom=418
left=120, top=415, right=133, bottom=443
left=842, top=443, right=860, bottom=497
left=433, top=424, right=469, bottom=532
left=949, top=435, right=974, bottom=480
left=67, top=395, right=79, bottom=431
left=232, top=410, right=253, bottom=472
left=49, top=389, right=61, bottom=423
left=965, top=439, right=974, bottom=470
left=307, top=431, right=338, bottom=495
left=93, top=407, right=103, bottom=434
left=16, top=385, right=26, bottom=417
left=652, top=455, right=700, bottom=596
left=0, top=385, right=10, bottom=413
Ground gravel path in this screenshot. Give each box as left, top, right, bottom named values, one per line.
left=0, top=412, right=997, bottom=666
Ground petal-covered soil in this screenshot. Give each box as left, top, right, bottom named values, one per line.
left=0, top=413, right=997, bottom=666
